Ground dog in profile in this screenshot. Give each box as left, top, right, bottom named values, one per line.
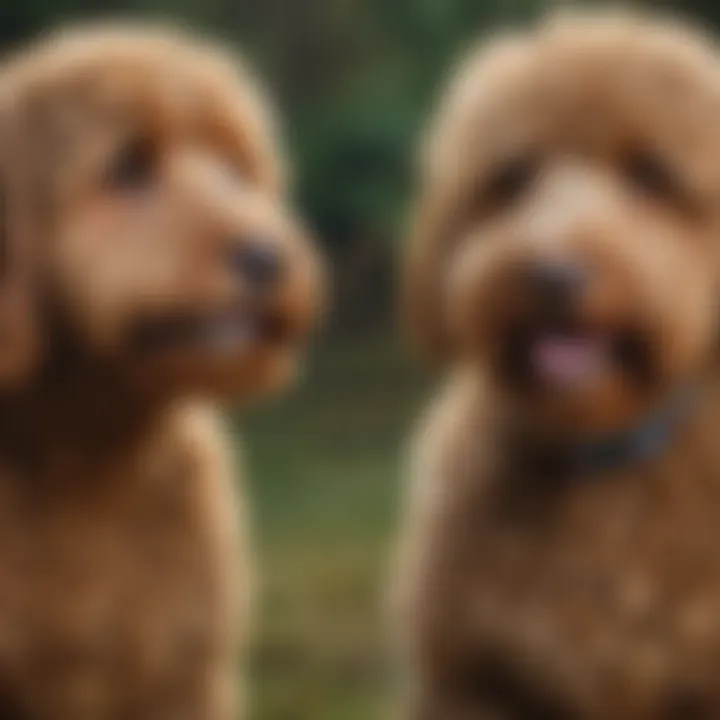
left=0, top=25, right=322, bottom=719
left=395, top=10, right=720, bottom=719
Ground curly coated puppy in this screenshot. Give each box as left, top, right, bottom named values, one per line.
left=0, top=25, right=322, bottom=720
left=395, top=11, right=720, bottom=720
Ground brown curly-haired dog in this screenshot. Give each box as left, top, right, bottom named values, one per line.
left=0, top=25, right=323, bottom=720
left=395, top=10, right=720, bottom=720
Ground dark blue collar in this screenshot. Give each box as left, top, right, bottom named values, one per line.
left=532, top=388, right=699, bottom=478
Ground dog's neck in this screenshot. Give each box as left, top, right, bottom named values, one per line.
left=510, top=386, right=700, bottom=481
left=0, top=352, right=170, bottom=480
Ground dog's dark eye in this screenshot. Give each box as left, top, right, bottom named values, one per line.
left=484, top=156, right=539, bottom=208
left=624, top=151, right=681, bottom=201
left=106, top=137, right=157, bottom=191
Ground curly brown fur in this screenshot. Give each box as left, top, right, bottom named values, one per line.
left=395, top=10, right=720, bottom=720
left=0, top=25, right=323, bottom=719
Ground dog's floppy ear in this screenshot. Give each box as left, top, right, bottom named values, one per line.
left=401, top=72, right=480, bottom=364
left=401, top=177, right=461, bottom=363
left=402, top=32, right=529, bottom=364
left=0, top=95, right=40, bottom=387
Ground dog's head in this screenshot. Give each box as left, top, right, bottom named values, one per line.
left=0, top=25, right=324, bottom=402
left=405, top=12, right=720, bottom=435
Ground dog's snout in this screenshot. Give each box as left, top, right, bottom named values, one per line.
left=231, top=239, right=284, bottom=288
left=526, top=260, right=589, bottom=305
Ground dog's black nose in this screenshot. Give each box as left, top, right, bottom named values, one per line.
left=232, top=240, right=284, bottom=288
left=527, top=260, right=588, bottom=304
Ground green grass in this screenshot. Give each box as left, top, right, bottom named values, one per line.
left=235, top=332, right=429, bottom=720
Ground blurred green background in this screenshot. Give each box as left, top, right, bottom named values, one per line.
left=1, top=0, right=717, bottom=717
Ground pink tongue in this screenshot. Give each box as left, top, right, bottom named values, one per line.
left=531, top=335, right=604, bottom=385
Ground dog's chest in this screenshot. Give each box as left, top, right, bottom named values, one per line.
left=443, top=468, right=720, bottom=717
left=0, top=462, right=225, bottom=716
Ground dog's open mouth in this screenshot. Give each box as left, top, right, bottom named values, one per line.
left=530, top=331, right=607, bottom=387
left=131, top=307, right=291, bottom=356
left=503, top=321, right=654, bottom=392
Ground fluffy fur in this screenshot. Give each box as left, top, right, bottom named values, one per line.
left=0, top=25, right=323, bottom=719
left=395, top=10, right=720, bottom=719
